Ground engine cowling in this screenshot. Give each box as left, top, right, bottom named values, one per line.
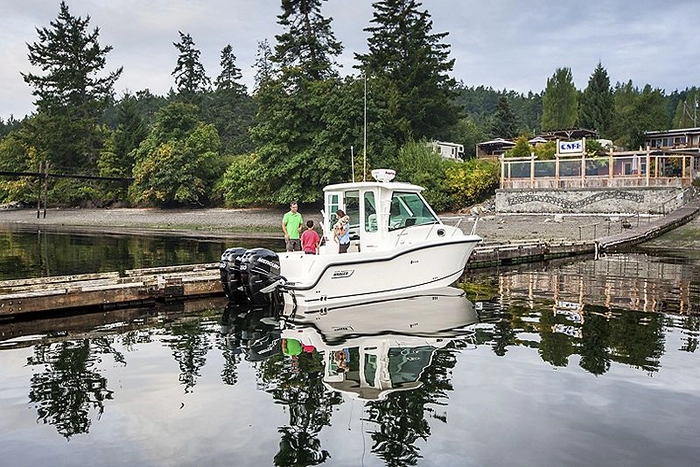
left=241, top=248, right=282, bottom=305
left=220, top=247, right=248, bottom=303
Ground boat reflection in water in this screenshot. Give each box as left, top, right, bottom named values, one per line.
left=278, top=287, right=479, bottom=400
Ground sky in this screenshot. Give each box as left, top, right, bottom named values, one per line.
left=2, top=0, right=700, bottom=121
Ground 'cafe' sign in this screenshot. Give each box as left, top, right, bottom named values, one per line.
left=558, top=140, right=584, bottom=154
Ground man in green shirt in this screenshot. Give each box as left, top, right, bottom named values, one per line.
left=282, top=202, right=304, bottom=251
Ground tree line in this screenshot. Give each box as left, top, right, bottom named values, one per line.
left=0, top=0, right=697, bottom=211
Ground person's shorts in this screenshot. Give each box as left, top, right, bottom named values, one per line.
left=339, top=242, right=350, bottom=253
left=286, top=238, right=301, bottom=252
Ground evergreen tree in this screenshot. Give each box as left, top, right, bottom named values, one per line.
left=215, top=45, right=247, bottom=96
left=21, top=1, right=122, bottom=171
left=273, top=0, right=343, bottom=83
left=355, top=0, right=459, bottom=142
left=207, top=45, right=255, bottom=155
left=578, top=62, right=614, bottom=136
left=172, top=31, right=211, bottom=103
left=541, top=67, right=578, bottom=131
left=489, top=96, right=519, bottom=139
left=611, top=81, right=670, bottom=149
left=249, top=0, right=345, bottom=202
left=253, top=39, right=276, bottom=93
left=671, top=87, right=699, bottom=128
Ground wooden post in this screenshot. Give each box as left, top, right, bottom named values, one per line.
left=37, top=161, right=42, bottom=219
left=646, top=149, right=650, bottom=187
left=43, top=161, right=49, bottom=218
left=500, top=155, right=504, bottom=189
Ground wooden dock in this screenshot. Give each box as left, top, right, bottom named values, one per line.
left=595, top=199, right=700, bottom=253
left=0, top=263, right=222, bottom=319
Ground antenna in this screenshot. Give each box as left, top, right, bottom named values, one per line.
left=351, top=145, right=355, bottom=182
left=363, top=73, right=367, bottom=182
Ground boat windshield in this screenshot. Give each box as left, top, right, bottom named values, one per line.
left=388, top=191, right=439, bottom=231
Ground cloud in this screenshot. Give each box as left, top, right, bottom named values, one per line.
left=2, top=0, right=699, bottom=120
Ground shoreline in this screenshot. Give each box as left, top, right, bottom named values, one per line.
left=0, top=206, right=664, bottom=243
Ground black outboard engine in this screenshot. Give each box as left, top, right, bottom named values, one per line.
left=220, top=247, right=248, bottom=303
left=240, top=248, right=283, bottom=305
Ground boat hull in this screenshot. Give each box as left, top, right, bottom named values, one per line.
left=279, top=235, right=480, bottom=307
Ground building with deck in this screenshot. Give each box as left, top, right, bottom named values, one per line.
left=496, top=135, right=699, bottom=214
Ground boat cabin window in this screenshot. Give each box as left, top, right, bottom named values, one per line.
left=364, top=191, right=377, bottom=232
left=345, top=191, right=360, bottom=239
left=388, top=192, right=438, bottom=231
left=326, top=193, right=340, bottom=232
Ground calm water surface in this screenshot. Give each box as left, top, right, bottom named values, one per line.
left=0, top=229, right=699, bottom=466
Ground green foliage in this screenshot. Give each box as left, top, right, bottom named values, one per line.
left=534, top=140, right=557, bottom=160
left=131, top=103, right=222, bottom=206
left=0, top=132, right=36, bottom=203
left=541, top=67, right=578, bottom=130
left=21, top=1, right=122, bottom=171
left=356, top=0, right=460, bottom=141
left=445, top=159, right=500, bottom=209
left=585, top=139, right=606, bottom=156
left=506, top=135, right=533, bottom=158
left=671, top=87, right=699, bottom=128
left=490, top=96, right=519, bottom=139
left=442, top=118, right=486, bottom=159
left=218, top=153, right=270, bottom=206
left=206, top=47, right=255, bottom=156
left=274, top=0, right=343, bottom=83
left=578, top=62, right=614, bottom=136
left=172, top=31, right=211, bottom=103
left=454, top=84, right=542, bottom=136
left=611, top=82, right=671, bottom=149
left=394, top=140, right=451, bottom=211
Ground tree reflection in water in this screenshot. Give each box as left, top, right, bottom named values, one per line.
left=26, top=338, right=118, bottom=440
left=10, top=279, right=683, bottom=457
left=163, top=319, right=213, bottom=393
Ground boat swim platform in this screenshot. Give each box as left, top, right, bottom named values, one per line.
left=0, top=263, right=223, bottom=320
left=1, top=200, right=698, bottom=318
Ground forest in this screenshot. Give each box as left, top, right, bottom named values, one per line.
left=0, top=0, right=698, bottom=212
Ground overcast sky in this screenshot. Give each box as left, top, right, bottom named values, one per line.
left=2, top=0, right=699, bottom=121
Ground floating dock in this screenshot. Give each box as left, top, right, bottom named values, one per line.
left=0, top=263, right=221, bottom=319
left=1, top=200, right=698, bottom=318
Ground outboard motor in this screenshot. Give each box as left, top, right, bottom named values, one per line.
left=241, top=248, right=283, bottom=305
left=220, top=247, right=248, bottom=303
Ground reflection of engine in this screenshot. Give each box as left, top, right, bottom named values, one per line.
left=220, top=247, right=283, bottom=306
left=220, top=302, right=282, bottom=362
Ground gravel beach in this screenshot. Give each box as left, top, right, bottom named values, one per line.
left=0, top=206, right=658, bottom=243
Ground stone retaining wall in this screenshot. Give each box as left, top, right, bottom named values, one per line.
left=495, top=187, right=687, bottom=214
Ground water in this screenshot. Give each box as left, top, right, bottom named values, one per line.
left=0, top=230, right=699, bottom=466
left=0, top=227, right=283, bottom=280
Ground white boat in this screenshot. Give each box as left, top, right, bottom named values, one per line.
left=280, top=287, right=479, bottom=400
left=220, top=169, right=482, bottom=308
